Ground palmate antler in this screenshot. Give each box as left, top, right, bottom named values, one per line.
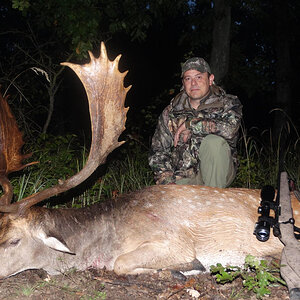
left=0, top=93, right=38, bottom=206
left=0, top=42, right=130, bottom=213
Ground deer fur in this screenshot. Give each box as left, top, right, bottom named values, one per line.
left=0, top=185, right=299, bottom=278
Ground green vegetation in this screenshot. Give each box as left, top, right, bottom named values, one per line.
left=15, top=276, right=106, bottom=299
left=7, top=134, right=154, bottom=207
left=17, top=281, right=47, bottom=297
left=2, top=121, right=299, bottom=207
left=12, top=133, right=82, bottom=200
left=210, top=255, right=286, bottom=299
left=80, top=290, right=106, bottom=300
left=19, top=284, right=38, bottom=297
left=233, top=124, right=300, bottom=189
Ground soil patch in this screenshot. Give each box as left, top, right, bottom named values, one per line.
left=0, top=268, right=289, bottom=299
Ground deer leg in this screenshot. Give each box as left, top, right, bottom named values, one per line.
left=113, top=241, right=204, bottom=275
left=157, top=258, right=207, bottom=281
left=168, top=258, right=206, bottom=272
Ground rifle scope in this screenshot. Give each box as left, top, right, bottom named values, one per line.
left=254, top=185, right=277, bottom=242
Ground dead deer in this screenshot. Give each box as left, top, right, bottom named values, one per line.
left=0, top=43, right=299, bottom=279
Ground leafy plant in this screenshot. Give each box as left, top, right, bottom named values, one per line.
left=210, top=255, right=286, bottom=299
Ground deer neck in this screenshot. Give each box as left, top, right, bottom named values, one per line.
left=30, top=204, right=122, bottom=273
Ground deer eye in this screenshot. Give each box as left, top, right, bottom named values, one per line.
left=9, top=238, right=21, bottom=247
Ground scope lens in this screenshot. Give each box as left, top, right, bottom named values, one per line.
left=256, top=227, right=270, bottom=242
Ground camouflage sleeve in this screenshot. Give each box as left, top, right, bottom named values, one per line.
left=186, top=96, right=242, bottom=140
left=149, top=107, right=176, bottom=184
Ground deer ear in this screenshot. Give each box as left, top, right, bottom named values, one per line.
left=37, top=230, right=75, bottom=254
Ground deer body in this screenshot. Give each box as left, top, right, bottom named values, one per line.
left=1, top=185, right=299, bottom=278
left=0, top=43, right=299, bottom=279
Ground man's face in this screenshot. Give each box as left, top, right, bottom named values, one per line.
left=182, top=69, right=214, bottom=101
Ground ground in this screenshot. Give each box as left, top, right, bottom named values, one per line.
left=0, top=268, right=289, bottom=299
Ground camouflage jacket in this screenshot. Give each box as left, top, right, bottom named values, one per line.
left=149, top=88, right=243, bottom=184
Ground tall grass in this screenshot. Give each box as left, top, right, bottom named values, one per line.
left=12, top=171, right=52, bottom=201
left=102, top=154, right=155, bottom=194
left=233, top=123, right=300, bottom=189
left=70, top=148, right=155, bottom=207
left=1, top=127, right=299, bottom=207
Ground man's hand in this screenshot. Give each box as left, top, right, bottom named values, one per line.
left=174, top=122, right=191, bottom=147
left=201, top=120, right=216, bottom=133
left=156, top=171, right=174, bottom=185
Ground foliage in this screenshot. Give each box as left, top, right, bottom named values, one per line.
left=10, top=133, right=83, bottom=199
left=9, top=0, right=190, bottom=55
left=17, top=281, right=47, bottom=297
left=135, top=87, right=180, bottom=139
left=2, top=0, right=300, bottom=140
left=5, top=134, right=155, bottom=207
left=102, top=147, right=154, bottom=194
left=3, top=122, right=299, bottom=206
left=29, top=133, right=82, bottom=179
left=210, top=255, right=286, bottom=299
left=233, top=125, right=268, bottom=188
left=232, top=122, right=300, bottom=189
left=71, top=143, right=155, bottom=207
left=1, top=0, right=194, bottom=136
left=80, top=290, right=106, bottom=300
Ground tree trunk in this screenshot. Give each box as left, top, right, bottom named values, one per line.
left=210, top=0, right=231, bottom=84
left=273, top=0, right=292, bottom=142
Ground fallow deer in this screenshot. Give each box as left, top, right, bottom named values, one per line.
left=0, top=43, right=299, bottom=280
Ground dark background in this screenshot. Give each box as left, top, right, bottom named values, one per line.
left=0, top=0, right=299, bottom=144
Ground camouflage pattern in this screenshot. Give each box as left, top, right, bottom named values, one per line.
left=149, top=87, right=242, bottom=184
left=181, top=57, right=211, bottom=77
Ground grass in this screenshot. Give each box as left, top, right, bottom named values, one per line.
left=4, top=137, right=155, bottom=207
left=17, top=281, right=47, bottom=297
left=80, top=291, right=106, bottom=300
left=233, top=124, right=300, bottom=189
left=1, top=124, right=299, bottom=207
left=19, top=284, right=36, bottom=297
left=15, top=275, right=106, bottom=299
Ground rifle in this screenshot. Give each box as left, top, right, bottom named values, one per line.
left=253, top=131, right=300, bottom=241
left=253, top=129, right=300, bottom=299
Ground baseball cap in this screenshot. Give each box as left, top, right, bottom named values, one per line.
left=181, top=57, right=211, bottom=77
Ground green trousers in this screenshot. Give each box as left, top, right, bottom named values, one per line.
left=176, top=134, right=235, bottom=188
